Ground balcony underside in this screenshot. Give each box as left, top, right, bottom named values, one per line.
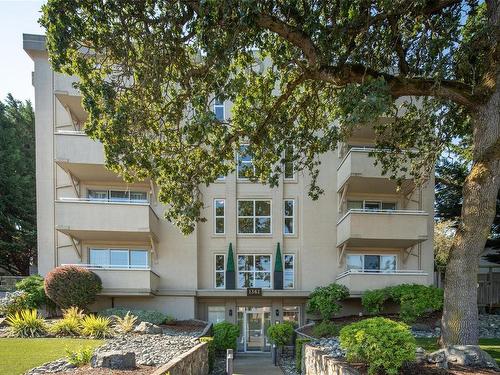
left=56, top=228, right=153, bottom=243
left=343, top=238, right=426, bottom=248
left=339, top=175, right=409, bottom=195
left=56, top=161, right=124, bottom=182
left=55, top=91, right=87, bottom=123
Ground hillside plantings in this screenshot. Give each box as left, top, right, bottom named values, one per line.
left=15, top=275, right=55, bottom=311
left=113, top=311, right=138, bottom=334
left=49, top=307, right=84, bottom=336
left=65, top=346, right=95, bottom=367
left=362, top=284, right=443, bottom=323
left=340, top=317, right=416, bottom=375
left=295, top=338, right=311, bottom=373
left=6, top=309, right=47, bottom=337
left=312, top=320, right=340, bottom=338
left=267, top=321, right=294, bottom=346
left=44, top=266, right=102, bottom=309
left=306, top=283, right=349, bottom=321
left=213, top=321, right=240, bottom=352
left=80, top=315, right=113, bottom=339
left=100, top=307, right=169, bottom=325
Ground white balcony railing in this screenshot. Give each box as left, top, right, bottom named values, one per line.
left=337, top=208, right=427, bottom=223
left=336, top=268, right=428, bottom=280
left=58, top=197, right=150, bottom=205
left=62, top=263, right=151, bottom=271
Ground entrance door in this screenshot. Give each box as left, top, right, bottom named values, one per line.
left=237, top=307, right=271, bottom=352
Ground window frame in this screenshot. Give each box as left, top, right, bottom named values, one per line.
left=87, top=189, right=149, bottom=203
left=237, top=254, right=273, bottom=289
left=214, top=254, right=226, bottom=289
left=213, top=98, right=225, bottom=121
left=346, top=253, right=398, bottom=273
left=237, top=144, right=255, bottom=180
left=237, top=199, right=272, bottom=235
left=283, top=199, right=295, bottom=235
left=88, top=247, right=150, bottom=269
left=208, top=305, right=226, bottom=324
left=346, top=200, right=397, bottom=211
left=214, top=199, right=226, bottom=235
left=283, top=147, right=296, bottom=180
left=284, top=254, right=295, bottom=289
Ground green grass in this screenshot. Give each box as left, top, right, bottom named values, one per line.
left=415, top=338, right=500, bottom=365
left=0, top=338, right=103, bottom=375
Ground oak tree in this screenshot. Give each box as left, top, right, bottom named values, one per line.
left=41, top=0, right=499, bottom=345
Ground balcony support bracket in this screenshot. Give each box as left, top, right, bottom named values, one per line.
left=150, top=235, right=159, bottom=264
left=338, top=183, right=348, bottom=213
left=69, top=235, right=82, bottom=259
left=403, top=245, right=417, bottom=263
left=337, top=243, right=347, bottom=265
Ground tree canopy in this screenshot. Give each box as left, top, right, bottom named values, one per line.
left=0, top=95, right=36, bottom=275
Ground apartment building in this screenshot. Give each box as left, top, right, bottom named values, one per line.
left=24, top=33, right=434, bottom=353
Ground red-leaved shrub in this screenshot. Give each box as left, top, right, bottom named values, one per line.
left=44, top=266, right=102, bottom=309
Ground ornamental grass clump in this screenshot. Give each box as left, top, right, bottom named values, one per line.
left=49, top=307, right=85, bottom=336
left=340, top=317, right=416, bottom=375
left=6, top=309, right=47, bottom=337
left=66, top=346, right=94, bottom=367
left=113, top=311, right=138, bottom=334
left=81, top=315, right=113, bottom=339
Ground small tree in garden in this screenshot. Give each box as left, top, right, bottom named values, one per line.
left=213, top=321, right=240, bottom=352
left=16, top=275, right=55, bottom=312
left=306, top=283, right=349, bottom=321
left=44, top=266, right=102, bottom=310
left=267, top=321, right=294, bottom=347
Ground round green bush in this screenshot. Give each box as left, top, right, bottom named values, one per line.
left=267, top=322, right=294, bottom=346
left=213, top=321, right=240, bottom=352
left=306, top=283, right=349, bottom=320
left=16, top=275, right=54, bottom=310
left=339, top=317, right=416, bottom=375
left=44, top=266, right=102, bottom=309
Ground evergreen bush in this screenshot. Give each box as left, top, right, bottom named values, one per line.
left=306, top=283, right=349, bottom=320
left=213, top=321, right=240, bottom=352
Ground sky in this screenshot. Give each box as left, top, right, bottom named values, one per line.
left=0, top=1, right=46, bottom=103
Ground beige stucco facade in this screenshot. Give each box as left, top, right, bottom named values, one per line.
left=24, top=33, right=434, bottom=350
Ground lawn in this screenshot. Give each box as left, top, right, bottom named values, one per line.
left=0, top=338, right=103, bottom=375
left=415, top=338, right=500, bottom=365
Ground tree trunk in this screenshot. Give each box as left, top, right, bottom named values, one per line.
left=441, top=71, right=500, bottom=345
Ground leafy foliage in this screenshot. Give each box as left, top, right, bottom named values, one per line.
left=6, top=309, right=47, bottom=337
left=340, top=317, right=416, bottom=375
left=0, top=291, right=29, bottom=316
left=312, top=320, right=340, bottom=338
left=15, top=275, right=54, bottom=310
left=213, top=321, right=240, bottom=352
left=306, top=283, right=349, bottom=320
left=100, top=308, right=168, bottom=325
left=113, top=312, right=138, bottom=334
left=267, top=322, right=294, bottom=346
left=434, top=220, right=456, bottom=273
left=44, top=266, right=102, bottom=309
left=65, top=346, right=94, bottom=367
left=362, top=284, right=444, bottom=323
left=295, top=338, right=311, bottom=372
left=199, top=337, right=215, bottom=372
left=49, top=307, right=85, bottom=336
left=80, top=315, right=113, bottom=339
left=0, top=95, right=36, bottom=275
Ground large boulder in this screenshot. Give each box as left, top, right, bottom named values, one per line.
left=91, top=351, right=136, bottom=369
left=134, top=321, right=162, bottom=334
left=428, top=345, right=499, bottom=371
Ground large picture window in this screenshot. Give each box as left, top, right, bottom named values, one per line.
left=284, top=254, right=295, bottom=289
left=88, top=189, right=148, bottom=203
left=89, top=248, right=149, bottom=268
left=346, top=254, right=397, bottom=272
left=238, top=200, right=271, bottom=234
left=214, top=199, right=225, bottom=234
left=237, top=144, right=254, bottom=179
left=237, top=255, right=272, bottom=288
left=215, top=254, right=225, bottom=288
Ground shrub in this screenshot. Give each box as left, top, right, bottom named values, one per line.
left=100, top=308, right=167, bottom=325
left=81, top=315, right=113, bottom=339
left=199, top=337, right=215, bottom=372
left=312, top=320, right=340, bottom=338
left=361, top=284, right=444, bottom=323
left=66, top=346, right=94, bottom=367
left=16, top=275, right=54, bottom=310
left=306, top=283, right=349, bottom=320
left=0, top=291, right=29, bottom=316
left=49, top=307, right=85, bottom=336
left=113, top=312, right=138, bottom=334
left=62, top=306, right=85, bottom=320
left=295, top=338, right=311, bottom=372
left=213, top=321, right=240, bottom=352
left=339, top=317, right=416, bottom=375
left=6, top=309, right=47, bottom=337
left=44, top=266, right=102, bottom=309
left=267, top=322, right=294, bottom=346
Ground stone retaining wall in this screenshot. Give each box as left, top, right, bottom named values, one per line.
left=0, top=276, right=25, bottom=291
left=152, top=341, right=208, bottom=375
left=303, top=343, right=359, bottom=375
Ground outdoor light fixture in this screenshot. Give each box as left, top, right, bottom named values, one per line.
left=275, top=309, right=280, bottom=317
left=229, top=309, right=233, bottom=317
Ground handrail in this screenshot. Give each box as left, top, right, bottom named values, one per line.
left=337, top=208, right=428, bottom=225
left=336, top=269, right=428, bottom=280
left=61, top=263, right=151, bottom=271
left=55, top=130, right=86, bottom=135
left=57, top=197, right=149, bottom=205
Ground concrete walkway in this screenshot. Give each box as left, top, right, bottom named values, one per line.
left=233, top=354, right=283, bottom=375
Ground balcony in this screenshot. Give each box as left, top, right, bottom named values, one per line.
left=337, top=209, right=429, bottom=248
left=336, top=269, right=429, bottom=295
left=337, top=148, right=412, bottom=194
left=55, top=90, right=87, bottom=124
left=55, top=199, right=160, bottom=242
left=62, top=265, right=159, bottom=296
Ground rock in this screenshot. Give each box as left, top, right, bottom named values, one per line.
left=428, top=349, right=446, bottom=364
left=428, top=345, right=499, bottom=371
left=415, top=347, right=426, bottom=364
left=0, top=317, right=6, bottom=327
left=91, top=350, right=136, bottom=369
left=25, top=359, right=75, bottom=374
left=134, top=321, right=163, bottom=334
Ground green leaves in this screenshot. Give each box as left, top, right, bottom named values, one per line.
left=306, top=283, right=350, bottom=320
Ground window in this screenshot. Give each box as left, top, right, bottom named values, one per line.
left=347, top=200, right=396, bottom=211
left=88, top=189, right=148, bottom=203
left=208, top=306, right=225, bottom=324
left=238, top=200, right=271, bottom=234
left=284, top=200, right=295, bottom=235
left=214, top=199, right=225, bottom=234
left=237, top=255, right=272, bottom=288
left=346, top=254, right=397, bottom=273
left=283, top=306, right=300, bottom=323
left=237, top=144, right=254, bottom=179
left=215, top=254, right=225, bottom=288
left=284, top=254, right=295, bottom=289
left=214, top=98, right=225, bottom=121
left=89, top=248, right=149, bottom=268
left=284, top=147, right=295, bottom=180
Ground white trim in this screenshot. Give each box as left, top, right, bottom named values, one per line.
left=62, top=264, right=151, bottom=271
left=236, top=254, right=273, bottom=289
left=337, top=208, right=428, bottom=225
left=214, top=253, right=226, bottom=289
left=284, top=254, right=295, bottom=289
left=214, top=199, right=226, bottom=235
left=336, top=268, right=428, bottom=280
left=237, top=199, right=272, bottom=235
left=283, top=199, right=295, bottom=235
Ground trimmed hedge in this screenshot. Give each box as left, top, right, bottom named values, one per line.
left=267, top=322, right=294, bottom=346
left=213, top=321, right=240, bottom=352
left=199, top=337, right=215, bottom=372
left=100, top=308, right=170, bottom=325
left=340, top=317, right=416, bottom=375
left=306, top=283, right=349, bottom=320
left=295, top=338, right=311, bottom=372
left=44, top=266, right=102, bottom=309
left=361, top=284, right=443, bottom=323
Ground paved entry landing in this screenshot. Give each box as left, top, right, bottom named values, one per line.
left=233, top=354, right=283, bottom=375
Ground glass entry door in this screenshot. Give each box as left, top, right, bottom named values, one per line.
left=237, top=307, right=271, bottom=352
